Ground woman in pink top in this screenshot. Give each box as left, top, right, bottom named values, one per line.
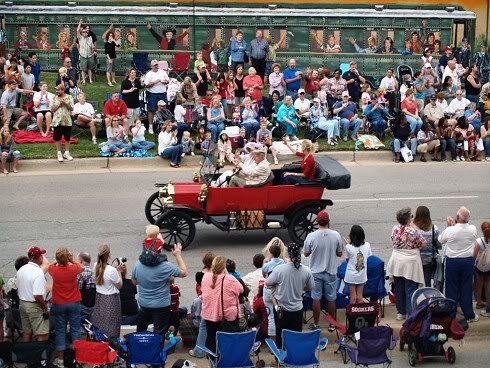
left=243, top=67, right=264, bottom=103
left=201, top=256, right=243, bottom=352
left=268, top=63, right=285, bottom=97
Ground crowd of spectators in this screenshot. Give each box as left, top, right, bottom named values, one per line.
left=1, top=25, right=490, bottom=171
left=1, top=206, right=488, bottom=367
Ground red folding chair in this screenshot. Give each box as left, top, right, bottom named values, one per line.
left=170, top=52, right=191, bottom=81
left=74, top=340, right=118, bottom=366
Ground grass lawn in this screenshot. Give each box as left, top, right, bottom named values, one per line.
left=16, top=72, right=390, bottom=159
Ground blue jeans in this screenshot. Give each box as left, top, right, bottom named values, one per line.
left=132, top=140, right=155, bottom=150
left=282, top=173, right=312, bottom=185
left=405, top=115, right=423, bottom=133
left=52, top=302, right=81, bottom=351
left=263, top=287, right=275, bottom=336
left=280, top=119, right=298, bottom=136
left=393, top=277, right=418, bottom=316
left=316, top=118, right=339, bottom=139
left=241, top=120, right=260, bottom=139
left=440, top=138, right=457, bottom=160
left=393, top=138, right=417, bottom=156
left=422, top=263, right=433, bottom=288
left=445, top=257, right=475, bottom=320
left=312, top=271, right=337, bottom=302
left=370, top=119, right=387, bottom=137
left=207, top=121, right=225, bottom=142
left=484, top=137, right=490, bottom=158
left=469, top=119, right=482, bottom=133
left=340, top=118, right=362, bottom=139
left=160, top=145, right=183, bottom=165
left=192, top=318, right=207, bottom=358
left=108, top=142, right=132, bottom=152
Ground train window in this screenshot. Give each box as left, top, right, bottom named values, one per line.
left=270, top=28, right=288, bottom=51
left=56, top=26, right=72, bottom=50
left=174, top=27, right=190, bottom=50
left=310, top=27, right=324, bottom=52
left=122, top=27, right=137, bottom=51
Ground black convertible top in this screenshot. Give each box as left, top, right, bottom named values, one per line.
left=314, top=156, right=351, bottom=190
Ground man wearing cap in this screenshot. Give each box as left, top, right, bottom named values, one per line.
left=146, top=24, right=189, bottom=50
left=423, top=63, right=440, bottom=100
left=473, top=42, right=490, bottom=83
left=342, top=61, right=365, bottom=104
left=283, top=58, right=303, bottom=100
left=144, top=60, right=170, bottom=134
left=1, top=80, right=32, bottom=129
left=454, top=37, right=471, bottom=69
left=153, top=100, right=174, bottom=132
left=229, top=149, right=271, bottom=187
left=423, top=94, right=444, bottom=127
left=333, top=91, right=362, bottom=141
left=303, top=210, right=342, bottom=330
left=293, top=88, right=310, bottom=121
left=365, top=94, right=390, bottom=138
left=16, top=246, right=50, bottom=342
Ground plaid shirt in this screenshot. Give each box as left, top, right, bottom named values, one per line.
left=77, top=265, right=95, bottom=290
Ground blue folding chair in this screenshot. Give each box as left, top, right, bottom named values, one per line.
left=265, top=329, right=328, bottom=367
left=197, top=330, right=261, bottom=368
left=120, top=331, right=181, bottom=367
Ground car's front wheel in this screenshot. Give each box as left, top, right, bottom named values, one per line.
left=288, top=206, right=321, bottom=245
left=155, top=210, right=196, bottom=249
left=145, top=191, right=165, bottom=224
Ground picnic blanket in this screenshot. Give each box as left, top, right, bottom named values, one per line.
left=99, top=149, right=155, bottom=158
left=12, top=130, right=78, bottom=144
left=356, top=134, right=385, bottom=150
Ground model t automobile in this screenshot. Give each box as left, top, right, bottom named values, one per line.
left=145, top=156, right=351, bottom=248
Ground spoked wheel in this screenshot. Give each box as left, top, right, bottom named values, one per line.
left=288, top=206, right=321, bottom=244
left=145, top=191, right=165, bottom=224
left=408, top=344, right=417, bottom=367
left=155, top=210, right=196, bottom=249
left=447, top=346, right=456, bottom=364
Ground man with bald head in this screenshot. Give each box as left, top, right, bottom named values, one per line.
left=439, top=206, right=478, bottom=322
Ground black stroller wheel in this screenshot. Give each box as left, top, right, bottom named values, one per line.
left=447, top=346, right=456, bottom=364
left=408, top=344, right=417, bottom=367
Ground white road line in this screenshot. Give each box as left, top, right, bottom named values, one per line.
left=335, top=195, right=479, bottom=203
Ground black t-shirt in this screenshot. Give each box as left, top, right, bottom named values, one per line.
left=234, top=76, right=245, bottom=98
left=120, top=279, right=138, bottom=316
left=105, top=41, right=117, bottom=59
left=342, top=70, right=361, bottom=98
left=195, top=72, right=209, bottom=97
left=392, top=123, right=411, bottom=142
left=121, top=79, right=143, bottom=108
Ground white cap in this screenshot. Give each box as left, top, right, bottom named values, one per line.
left=424, top=63, right=432, bottom=69
left=298, top=88, right=305, bottom=94
left=157, top=100, right=166, bottom=106
left=313, top=97, right=321, bottom=103
left=342, top=91, right=350, bottom=98
left=151, top=60, right=159, bottom=67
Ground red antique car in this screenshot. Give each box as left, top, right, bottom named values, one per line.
left=144, top=156, right=351, bottom=248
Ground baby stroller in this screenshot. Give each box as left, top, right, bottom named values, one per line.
left=399, top=288, right=465, bottom=366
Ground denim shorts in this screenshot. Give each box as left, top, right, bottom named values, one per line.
left=311, top=271, right=337, bottom=302
left=147, top=92, right=167, bottom=113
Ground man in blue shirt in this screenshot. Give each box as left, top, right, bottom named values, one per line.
left=249, top=30, right=269, bottom=80
left=283, top=58, right=303, bottom=100
left=28, top=52, right=41, bottom=90
left=230, top=31, right=247, bottom=72
left=332, top=91, right=362, bottom=141
left=132, top=232, right=188, bottom=336
left=364, top=94, right=390, bottom=138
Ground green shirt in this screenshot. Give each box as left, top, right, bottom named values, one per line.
left=215, top=48, right=229, bottom=66
left=50, top=94, right=74, bottom=127
left=267, top=44, right=279, bottom=62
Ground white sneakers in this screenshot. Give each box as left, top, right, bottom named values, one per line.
left=191, top=152, right=195, bottom=156
left=57, top=151, right=73, bottom=162
left=53, top=357, right=64, bottom=368
left=92, top=137, right=97, bottom=144
left=396, top=313, right=406, bottom=321
left=274, top=157, right=279, bottom=165
left=148, top=126, right=154, bottom=134
left=57, top=151, right=63, bottom=162
left=468, top=314, right=479, bottom=323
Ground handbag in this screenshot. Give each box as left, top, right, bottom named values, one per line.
left=219, top=276, right=240, bottom=332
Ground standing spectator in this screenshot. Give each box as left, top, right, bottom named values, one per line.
left=104, top=32, right=119, bottom=87
left=264, top=32, right=288, bottom=84
left=344, top=225, right=372, bottom=304
left=387, top=207, right=426, bottom=320
left=243, top=67, right=264, bottom=105
left=1, top=80, right=31, bottom=129
left=268, top=63, right=285, bottom=98
left=77, top=252, right=95, bottom=322
left=233, top=65, right=246, bottom=106
left=76, top=20, right=95, bottom=84
left=303, top=210, right=342, bottom=330
left=48, top=248, right=83, bottom=368
left=342, top=61, right=365, bottom=104
left=463, top=64, right=482, bottom=103
left=121, top=68, right=143, bottom=127
left=439, top=207, right=478, bottom=322
left=201, top=256, right=243, bottom=352
left=33, top=82, right=54, bottom=137
left=423, top=65, right=440, bottom=100
left=438, top=46, right=453, bottom=78
left=132, top=225, right=187, bottom=334
left=266, top=243, right=313, bottom=347
left=158, top=122, right=183, bottom=168
left=146, top=24, right=189, bottom=50
left=283, top=58, right=303, bottom=100
left=379, top=68, right=398, bottom=113
left=473, top=42, right=490, bottom=83
left=333, top=91, right=362, bottom=141
left=304, top=68, right=321, bottom=97
left=413, top=71, right=427, bottom=114
left=215, top=40, right=229, bottom=73
left=144, top=60, right=170, bottom=134
left=28, top=52, right=41, bottom=90
left=442, top=59, right=460, bottom=89
left=20, top=64, right=35, bottom=94
left=0, top=126, right=21, bottom=174
left=454, top=37, right=471, bottom=68
left=50, top=83, right=75, bottom=163
left=195, top=63, right=211, bottom=98
left=474, top=222, right=490, bottom=317
left=16, top=246, right=49, bottom=342
left=241, top=253, right=265, bottom=302
left=230, top=31, right=247, bottom=72
left=249, top=30, right=269, bottom=80
left=72, top=91, right=97, bottom=144
left=103, top=91, right=128, bottom=134
left=401, top=89, right=423, bottom=133
left=91, top=244, right=124, bottom=339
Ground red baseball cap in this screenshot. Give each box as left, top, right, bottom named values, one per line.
left=316, top=210, right=330, bottom=225
left=27, top=246, right=46, bottom=259
left=444, top=46, right=452, bottom=53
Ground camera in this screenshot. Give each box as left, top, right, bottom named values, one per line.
left=119, top=257, right=127, bottom=263
left=112, top=257, right=127, bottom=266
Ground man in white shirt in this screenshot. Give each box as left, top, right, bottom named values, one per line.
left=439, top=207, right=478, bottom=322
left=230, top=149, right=271, bottom=187
left=379, top=68, right=398, bottom=112
left=294, top=88, right=311, bottom=120
left=144, top=60, right=170, bottom=133
left=446, top=90, right=470, bottom=119
left=423, top=94, right=444, bottom=127
left=442, top=59, right=460, bottom=89
left=16, top=246, right=50, bottom=342
left=241, top=254, right=265, bottom=302
left=72, top=91, right=97, bottom=144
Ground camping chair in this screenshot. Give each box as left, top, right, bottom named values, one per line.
left=325, top=302, right=379, bottom=363
left=72, top=100, right=99, bottom=140
left=363, top=256, right=388, bottom=317
left=397, top=64, right=414, bottom=84
left=302, top=291, right=329, bottom=324
left=338, top=326, right=397, bottom=367
left=119, top=331, right=181, bottom=367
left=158, top=60, right=170, bottom=72
left=197, top=330, right=262, bottom=368
left=132, top=52, right=150, bottom=76
left=265, top=329, right=328, bottom=367
left=170, top=52, right=191, bottom=81
left=10, top=340, right=49, bottom=367
left=74, top=340, right=118, bottom=367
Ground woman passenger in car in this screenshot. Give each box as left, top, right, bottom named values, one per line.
left=280, top=138, right=316, bottom=185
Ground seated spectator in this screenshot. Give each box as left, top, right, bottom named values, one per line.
left=106, top=116, right=132, bottom=154
left=399, top=74, right=412, bottom=102
left=56, top=57, right=79, bottom=95
left=423, top=94, right=445, bottom=127
left=437, top=118, right=457, bottom=162
left=57, top=67, right=71, bottom=94
left=277, top=96, right=299, bottom=141
left=241, top=97, right=260, bottom=139
left=365, top=93, right=390, bottom=138
left=417, top=122, right=441, bottom=162
left=158, top=121, right=183, bottom=168
left=1, top=80, right=32, bottom=129
left=120, top=262, right=138, bottom=326
left=77, top=251, right=95, bottom=322
left=401, top=89, right=423, bottom=134
left=446, top=89, right=470, bottom=119
left=464, top=102, right=482, bottom=132
left=72, top=91, right=97, bottom=144
left=436, top=91, right=449, bottom=112
left=482, top=118, right=490, bottom=161
left=333, top=91, right=362, bottom=142
left=153, top=100, right=174, bottom=134
left=179, top=76, right=199, bottom=106
left=33, top=82, right=54, bottom=137
left=309, top=97, right=339, bottom=145
left=442, top=76, right=457, bottom=104
left=385, top=114, right=417, bottom=163
left=256, top=118, right=278, bottom=165
left=180, top=130, right=195, bottom=157
left=1, top=126, right=21, bottom=174
left=104, top=91, right=128, bottom=133
left=131, top=119, right=155, bottom=151
left=4, top=57, right=21, bottom=84
left=294, top=88, right=310, bottom=122
left=326, top=68, right=347, bottom=107
left=206, top=95, right=225, bottom=142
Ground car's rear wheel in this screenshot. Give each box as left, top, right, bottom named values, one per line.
left=145, top=191, right=165, bottom=224
left=288, top=206, right=321, bottom=244
left=155, top=210, right=196, bottom=249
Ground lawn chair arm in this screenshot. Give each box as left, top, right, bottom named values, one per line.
left=265, top=338, right=286, bottom=363
left=319, top=337, right=329, bottom=351
left=162, top=337, right=181, bottom=352
left=336, top=339, right=357, bottom=353
left=196, top=344, right=217, bottom=358
left=252, top=341, right=262, bottom=354
left=324, top=314, right=346, bottom=335
left=389, top=336, right=398, bottom=350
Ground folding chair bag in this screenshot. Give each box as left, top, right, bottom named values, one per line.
left=74, top=340, right=117, bottom=365
left=125, top=331, right=164, bottom=365
left=11, top=341, right=48, bottom=364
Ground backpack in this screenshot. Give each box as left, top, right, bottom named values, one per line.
left=139, top=240, right=167, bottom=267
left=476, top=238, right=490, bottom=273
